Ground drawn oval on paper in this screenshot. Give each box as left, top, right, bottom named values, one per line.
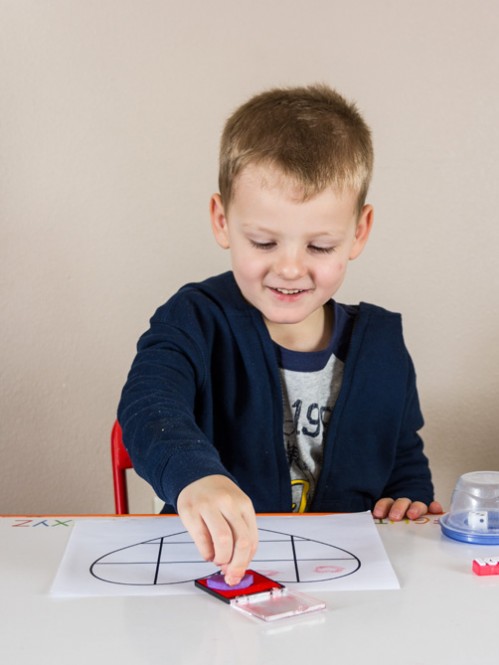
left=89, top=527, right=360, bottom=586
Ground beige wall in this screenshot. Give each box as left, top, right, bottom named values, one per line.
left=1, top=0, right=498, bottom=514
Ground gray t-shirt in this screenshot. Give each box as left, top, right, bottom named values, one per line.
left=274, top=302, right=354, bottom=512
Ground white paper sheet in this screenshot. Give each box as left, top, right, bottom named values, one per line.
left=50, top=511, right=399, bottom=597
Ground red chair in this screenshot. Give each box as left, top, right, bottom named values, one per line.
left=111, top=421, right=132, bottom=514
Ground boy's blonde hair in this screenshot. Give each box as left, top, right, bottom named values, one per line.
left=219, top=84, right=373, bottom=214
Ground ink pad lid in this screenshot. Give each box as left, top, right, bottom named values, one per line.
left=232, top=587, right=326, bottom=622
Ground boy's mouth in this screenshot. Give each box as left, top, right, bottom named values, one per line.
left=273, top=288, right=305, bottom=295
left=269, top=286, right=311, bottom=298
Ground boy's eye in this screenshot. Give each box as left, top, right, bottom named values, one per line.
left=309, top=245, right=335, bottom=254
left=250, top=240, right=276, bottom=250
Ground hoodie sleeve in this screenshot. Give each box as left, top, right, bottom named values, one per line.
left=117, top=294, right=236, bottom=510
left=380, top=353, right=435, bottom=505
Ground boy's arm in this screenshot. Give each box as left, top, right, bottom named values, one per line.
left=118, top=303, right=259, bottom=582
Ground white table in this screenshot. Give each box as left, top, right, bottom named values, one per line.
left=1, top=514, right=498, bottom=665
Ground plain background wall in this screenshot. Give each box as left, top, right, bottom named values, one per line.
left=1, top=0, right=498, bottom=514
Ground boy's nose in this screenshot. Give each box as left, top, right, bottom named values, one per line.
left=273, top=249, right=306, bottom=279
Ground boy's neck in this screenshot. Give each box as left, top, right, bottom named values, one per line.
left=265, top=305, right=333, bottom=352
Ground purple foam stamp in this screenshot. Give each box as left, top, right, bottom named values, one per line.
left=206, top=572, right=255, bottom=591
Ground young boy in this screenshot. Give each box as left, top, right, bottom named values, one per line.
left=118, top=84, right=442, bottom=585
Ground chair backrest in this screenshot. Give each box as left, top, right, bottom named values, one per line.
left=111, top=420, right=132, bottom=514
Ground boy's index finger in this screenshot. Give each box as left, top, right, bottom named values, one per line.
left=220, top=512, right=259, bottom=586
left=222, top=538, right=253, bottom=586
left=372, top=497, right=394, bottom=518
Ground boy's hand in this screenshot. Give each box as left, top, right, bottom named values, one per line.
left=373, top=497, right=443, bottom=521
left=176, top=475, right=258, bottom=586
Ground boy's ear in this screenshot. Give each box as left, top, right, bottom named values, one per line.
left=349, top=204, right=374, bottom=260
left=210, top=194, right=230, bottom=249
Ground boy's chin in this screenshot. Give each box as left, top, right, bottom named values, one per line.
left=262, top=312, right=315, bottom=328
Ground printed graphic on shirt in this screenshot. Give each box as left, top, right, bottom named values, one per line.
left=291, top=479, right=310, bottom=513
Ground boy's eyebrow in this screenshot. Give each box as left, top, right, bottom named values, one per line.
left=240, top=223, right=277, bottom=236
left=241, top=225, right=346, bottom=243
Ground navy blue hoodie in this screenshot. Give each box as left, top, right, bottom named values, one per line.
left=118, top=272, right=434, bottom=513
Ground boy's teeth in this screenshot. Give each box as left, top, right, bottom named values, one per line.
left=276, top=288, right=302, bottom=294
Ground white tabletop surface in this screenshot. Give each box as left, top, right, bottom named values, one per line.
left=2, top=514, right=498, bottom=665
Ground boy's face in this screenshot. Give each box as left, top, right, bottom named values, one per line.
left=210, top=164, right=373, bottom=349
